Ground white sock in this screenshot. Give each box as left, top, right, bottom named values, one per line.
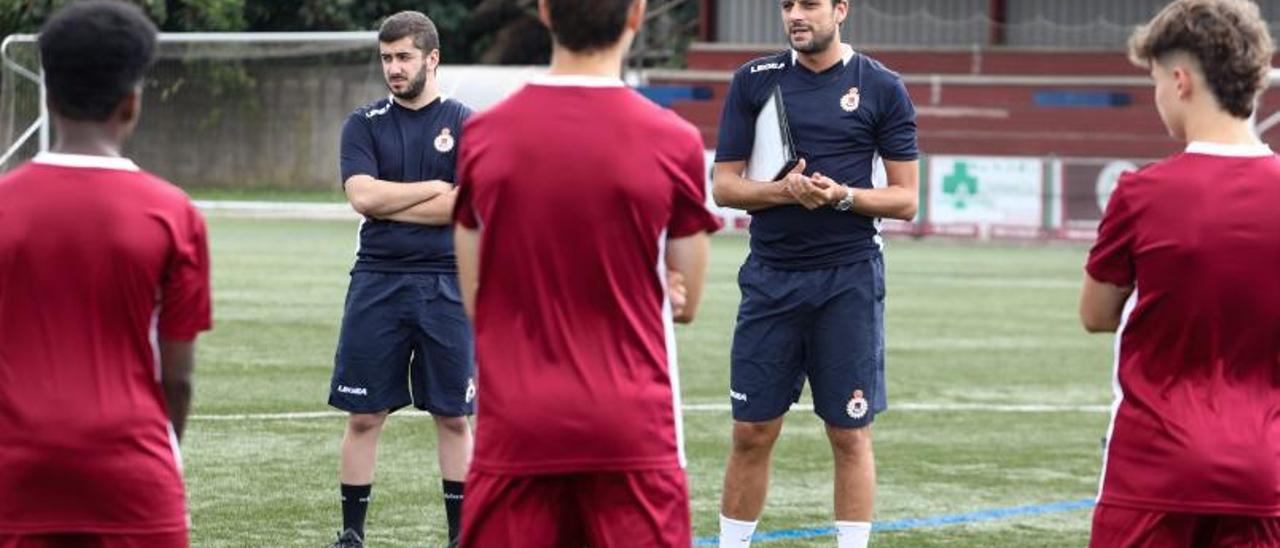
left=835, top=521, right=871, bottom=548
left=719, top=514, right=758, bottom=547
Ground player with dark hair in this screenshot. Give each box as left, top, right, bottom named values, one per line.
left=711, top=0, right=919, bottom=546
left=1081, top=0, right=1280, bottom=545
left=327, top=10, right=474, bottom=548
left=452, top=0, right=720, bottom=546
left=0, top=2, right=209, bottom=547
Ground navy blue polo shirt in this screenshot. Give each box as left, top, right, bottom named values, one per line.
left=340, top=96, right=472, bottom=273
left=716, top=47, right=918, bottom=270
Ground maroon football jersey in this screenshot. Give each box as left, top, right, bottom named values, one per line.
left=455, top=76, right=721, bottom=474
left=1087, top=142, right=1280, bottom=516
left=0, top=153, right=211, bottom=533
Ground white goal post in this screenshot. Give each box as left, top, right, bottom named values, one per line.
left=0, top=33, right=44, bottom=168
left=1, top=32, right=382, bottom=170
left=0, top=31, right=545, bottom=184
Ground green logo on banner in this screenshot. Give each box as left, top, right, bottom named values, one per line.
left=942, top=162, right=979, bottom=209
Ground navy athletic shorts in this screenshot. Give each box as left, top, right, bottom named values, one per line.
left=329, top=271, right=475, bottom=416
left=728, top=255, right=887, bottom=428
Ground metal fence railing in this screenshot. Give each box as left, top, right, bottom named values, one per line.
left=716, top=0, right=1280, bottom=49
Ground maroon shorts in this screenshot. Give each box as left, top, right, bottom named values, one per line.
left=1090, top=504, right=1280, bottom=548
left=460, top=468, right=690, bottom=548
left=0, top=531, right=188, bottom=548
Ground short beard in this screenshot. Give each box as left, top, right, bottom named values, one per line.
left=790, top=26, right=836, bottom=54
left=388, top=64, right=428, bottom=101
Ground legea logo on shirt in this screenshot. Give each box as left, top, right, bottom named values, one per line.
left=365, top=103, right=392, bottom=119
left=337, top=385, right=368, bottom=396
left=751, top=62, right=785, bottom=74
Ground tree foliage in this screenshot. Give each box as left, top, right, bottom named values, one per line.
left=244, top=0, right=482, bottom=62
left=0, top=0, right=242, bottom=36
left=2, top=0, right=699, bottom=67
left=1, top=0, right=487, bottom=62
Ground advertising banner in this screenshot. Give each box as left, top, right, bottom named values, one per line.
left=927, top=156, right=1044, bottom=233
left=1057, top=158, right=1138, bottom=240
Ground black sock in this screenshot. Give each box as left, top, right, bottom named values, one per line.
left=443, top=480, right=464, bottom=543
left=341, top=483, right=372, bottom=539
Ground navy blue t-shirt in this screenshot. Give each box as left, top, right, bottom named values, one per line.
left=340, top=95, right=472, bottom=273
left=716, top=48, right=918, bottom=270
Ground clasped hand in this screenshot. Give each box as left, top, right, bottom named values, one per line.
left=781, top=159, right=845, bottom=210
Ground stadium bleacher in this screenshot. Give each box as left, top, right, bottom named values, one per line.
left=649, top=43, right=1280, bottom=159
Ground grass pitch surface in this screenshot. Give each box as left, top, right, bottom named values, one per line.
left=188, top=217, right=1113, bottom=547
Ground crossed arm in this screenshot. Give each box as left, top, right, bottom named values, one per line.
left=712, top=158, right=919, bottom=220
left=344, top=174, right=457, bottom=225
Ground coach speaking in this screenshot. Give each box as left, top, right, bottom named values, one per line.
left=709, top=1, right=920, bottom=547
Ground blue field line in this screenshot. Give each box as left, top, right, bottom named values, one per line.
left=692, top=498, right=1095, bottom=545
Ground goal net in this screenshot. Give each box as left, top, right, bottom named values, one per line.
left=0, top=32, right=542, bottom=187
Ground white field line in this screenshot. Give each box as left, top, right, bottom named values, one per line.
left=191, top=402, right=1109, bottom=421
left=898, top=277, right=1080, bottom=290
left=193, top=202, right=1101, bottom=420
left=193, top=200, right=359, bottom=220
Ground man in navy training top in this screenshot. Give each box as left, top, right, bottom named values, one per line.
left=712, top=1, right=920, bottom=547
left=328, top=10, right=474, bottom=548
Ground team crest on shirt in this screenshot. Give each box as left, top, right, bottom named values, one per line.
left=465, top=377, right=476, bottom=404
left=840, top=87, right=861, bottom=112
left=434, top=127, right=455, bottom=153
left=846, top=389, right=868, bottom=419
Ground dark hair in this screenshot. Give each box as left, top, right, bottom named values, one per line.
left=544, top=0, right=635, bottom=53
left=783, top=0, right=848, bottom=6
left=38, top=1, right=158, bottom=122
left=1128, top=0, right=1274, bottom=118
left=378, top=11, right=440, bottom=55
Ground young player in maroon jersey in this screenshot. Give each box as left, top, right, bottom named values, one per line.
left=451, top=0, right=721, bottom=545
left=1081, top=0, right=1280, bottom=545
left=0, top=2, right=210, bottom=547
